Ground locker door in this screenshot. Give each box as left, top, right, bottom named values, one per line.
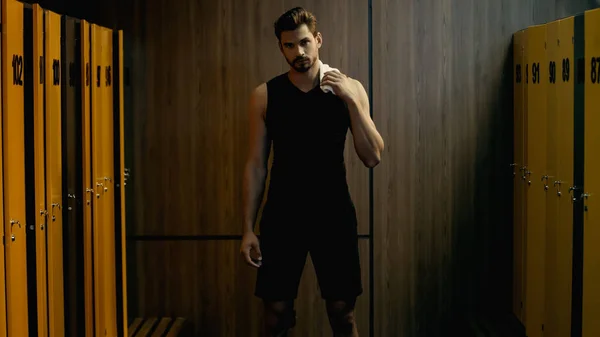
left=525, top=23, right=548, bottom=337
left=521, top=27, right=530, bottom=326
left=0, top=1, right=7, bottom=335
left=582, top=8, right=600, bottom=337
left=572, top=12, right=585, bottom=337
left=513, top=28, right=526, bottom=322
left=101, top=27, right=117, bottom=337
left=33, top=5, right=48, bottom=337
left=544, top=19, right=560, bottom=337
left=552, top=15, right=574, bottom=337
left=113, top=29, right=129, bottom=337
left=44, top=9, right=65, bottom=336
left=24, top=3, right=49, bottom=336
left=80, top=20, right=95, bottom=337
left=61, top=15, right=85, bottom=337
left=91, top=23, right=106, bottom=337
left=2, top=0, right=30, bottom=335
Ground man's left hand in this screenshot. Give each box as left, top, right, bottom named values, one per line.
left=321, top=70, right=359, bottom=103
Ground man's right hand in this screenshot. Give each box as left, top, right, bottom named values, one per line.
left=240, top=231, right=262, bottom=268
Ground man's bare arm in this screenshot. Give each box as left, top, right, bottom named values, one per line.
left=346, top=79, right=384, bottom=168
left=321, top=71, right=384, bottom=167
left=242, top=83, right=270, bottom=234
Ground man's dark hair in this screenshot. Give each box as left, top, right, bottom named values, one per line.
left=273, top=7, right=318, bottom=41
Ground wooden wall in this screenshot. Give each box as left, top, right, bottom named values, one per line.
left=23, top=0, right=600, bottom=336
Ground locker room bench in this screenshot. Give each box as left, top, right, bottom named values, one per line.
left=128, top=317, right=191, bottom=336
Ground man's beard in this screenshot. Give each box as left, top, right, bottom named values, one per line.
left=288, top=56, right=312, bottom=73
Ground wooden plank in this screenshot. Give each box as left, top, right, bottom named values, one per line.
left=136, top=317, right=158, bottom=337
left=165, top=318, right=186, bottom=337
left=128, top=317, right=144, bottom=337
left=151, top=317, right=172, bottom=337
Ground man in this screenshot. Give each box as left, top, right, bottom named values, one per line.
left=240, top=7, right=384, bottom=337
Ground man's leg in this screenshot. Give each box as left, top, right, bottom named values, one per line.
left=263, top=300, right=296, bottom=337
left=325, top=298, right=358, bottom=337
left=254, top=222, right=307, bottom=337
left=311, top=206, right=363, bottom=336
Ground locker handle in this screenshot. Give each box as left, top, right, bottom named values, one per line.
left=569, top=186, right=579, bottom=203
left=10, top=219, right=21, bottom=228
left=554, top=181, right=566, bottom=196
left=581, top=193, right=592, bottom=200
left=541, top=175, right=553, bottom=190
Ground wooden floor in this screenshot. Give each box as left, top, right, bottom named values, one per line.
left=127, top=317, right=191, bottom=337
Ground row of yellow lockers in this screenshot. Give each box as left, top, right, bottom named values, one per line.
left=1, top=0, right=128, bottom=336
left=512, top=7, right=600, bottom=337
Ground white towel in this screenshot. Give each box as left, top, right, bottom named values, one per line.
left=318, top=60, right=340, bottom=94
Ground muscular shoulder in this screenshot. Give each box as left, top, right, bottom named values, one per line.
left=348, top=78, right=369, bottom=109
left=249, top=82, right=268, bottom=120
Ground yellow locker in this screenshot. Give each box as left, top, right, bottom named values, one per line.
left=61, top=14, right=86, bottom=336
left=33, top=5, right=49, bottom=337
left=0, top=1, right=6, bottom=334
left=1, top=0, right=29, bottom=335
left=114, top=29, right=129, bottom=337
left=521, top=26, right=531, bottom=326
left=81, top=19, right=95, bottom=337
left=583, top=8, right=600, bottom=337
left=91, top=23, right=114, bottom=337
left=546, top=15, right=575, bottom=337
left=524, top=23, right=548, bottom=337
left=543, top=19, right=560, bottom=337
left=101, top=26, right=118, bottom=337
left=44, top=8, right=65, bottom=336
left=24, top=3, right=50, bottom=336
left=513, top=28, right=526, bottom=322
left=571, top=12, right=585, bottom=337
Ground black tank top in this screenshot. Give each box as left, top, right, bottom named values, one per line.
left=263, top=72, right=353, bottom=209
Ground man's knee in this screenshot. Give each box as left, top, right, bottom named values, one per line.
left=264, top=300, right=296, bottom=335
left=326, top=299, right=357, bottom=334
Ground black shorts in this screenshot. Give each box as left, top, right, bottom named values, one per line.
left=254, top=202, right=363, bottom=301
